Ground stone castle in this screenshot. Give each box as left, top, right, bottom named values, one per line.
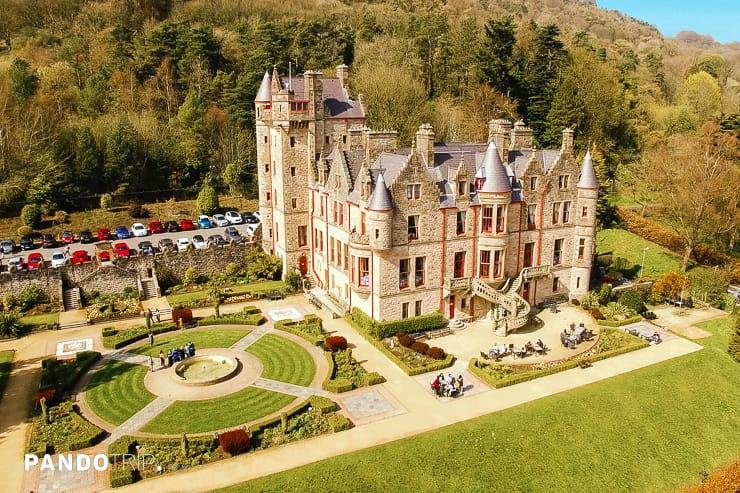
left=255, top=65, right=598, bottom=333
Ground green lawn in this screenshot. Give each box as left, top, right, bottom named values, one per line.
left=217, top=318, right=740, bottom=493
left=245, top=334, right=316, bottom=386
left=0, top=350, right=14, bottom=405
left=166, top=280, right=286, bottom=306
left=128, top=329, right=250, bottom=357
left=85, top=360, right=155, bottom=425
left=141, top=387, right=296, bottom=434
left=19, top=312, right=58, bottom=327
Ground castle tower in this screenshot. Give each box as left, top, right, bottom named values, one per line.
left=477, top=142, right=512, bottom=280
left=366, top=172, right=393, bottom=251
left=572, top=150, right=599, bottom=298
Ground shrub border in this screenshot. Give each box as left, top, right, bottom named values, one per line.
left=597, top=315, right=643, bottom=327
left=103, top=324, right=178, bottom=349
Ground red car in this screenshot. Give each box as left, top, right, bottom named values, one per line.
left=148, top=221, right=164, bottom=234
left=60, top=230, right=75, bottom=245
left=71, top=250, right=91, bottom=265
left=97, top=228, right=112, bottom=241
left=27, top=252, right=44, bottom=270
left=179, top=219, right=195, bottom=231
left=114, top=242, right=130, bottom=259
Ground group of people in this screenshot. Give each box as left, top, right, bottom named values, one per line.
left=430, top=373, right=464, bottom=398
left=489, top=339, right=545, bottom=360
left=163, top=342, right=196, bottom=367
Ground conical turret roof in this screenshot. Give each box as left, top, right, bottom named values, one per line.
left=577, top=150, right=599, bottom=189
left=367, top=172, right=393, bottom=211
left=480, top=142, right=511, bottom=193
left=255, top=71, right=271, bottom=102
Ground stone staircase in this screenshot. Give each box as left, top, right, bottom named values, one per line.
left=140, top=278, right=157, bottom=300
left=63, top=288, right=81, bottom=311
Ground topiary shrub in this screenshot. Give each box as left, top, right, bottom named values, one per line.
left=589, top=308, right=604, bottom=320
left=172, top=308, right=193, bottom=326
left=398, top=334, right=415, bottom=348
left=324, top=335, right=348, bottom=352
left=100, top=193, right=113, bottom=211
left=619, top=289, right=645, bottom=314
left=729, top=314, right=740, bottom=363
left=183, top=267, right=198, bottom=286
left=411, top=341, right=429, bottom=354
left=16, top=225, right=33, bottom=237
left=21, top=203, right=42, bottom=228
left=283, top=269, right=303, bottom=293
left=196, top=180, right=219, bottom=214
left=425, top=346, right=446, bottom=360
left=218, top=428, right=250, bottom=455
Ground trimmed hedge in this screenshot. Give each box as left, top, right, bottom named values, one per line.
left=103, top=324, right=178, bottom=349
left=326, top=413, right=351, bottom=432
left=198, top=307, right=265, bottom=326
left=597, top=315, right=643, bottom=327
left=324, top=335, right=348, bottom=352
left=346, top=313, right=455, bottom=376
left=274, top=315, right=325, bottom=346
left=39, top=351, right=100, bottom=393
left=351, top=307, right=446, bottom=339
left=323, top=378, right=354, bottom=393
left=426, top=346, right=447, bottom=360
left=27, top=403, right=106, bottom=457
left=108, top=435, right=138, bottom=460
left=247, top=395, right=337, bottom=436
left=363, top=372, right=385, bottom=386
left=219, top=428, right=250, bottom=455
left=109, top=467, right=135, bottom=488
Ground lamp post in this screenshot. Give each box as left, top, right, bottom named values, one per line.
left=639, top=247, right=649, bottom=282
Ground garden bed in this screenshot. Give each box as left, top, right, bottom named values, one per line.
left=322, top=349, right=385, bottom=393
left=87, top=298, right=142, bottom=322
left=274, top=314, right=326, bottom=345
left=102, top=324, right=178, bottom=349
left=27, top=401, right=106, bottom=457
left=198, top=306, right=265, bottom=326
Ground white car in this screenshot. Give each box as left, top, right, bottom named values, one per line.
left=50, top=250, right=66, bottom=268
left=191, top=235, right=207, bottom=250
left=225, top=211, right=243, bottom=224
left=245, top=223, right=259, bottom=238
left=212, top=214, right=229, bottom=227
left=252, top=210, right=261, bottom=221
left=131, top=223, right=149, bottom=237
left=176, top=237, right=191, bottom=252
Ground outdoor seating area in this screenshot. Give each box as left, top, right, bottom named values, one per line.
left=666, top=297, right=693, bottom=309
left=480, top=339, right=549, bottom=362
left=627, top=328, right=662, bottom=345
left=560, top=323, right=594, bottom=349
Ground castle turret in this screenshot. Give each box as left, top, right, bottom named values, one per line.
left=477, top=142, right=511, bottom=266
left=366, top=172, right=393, bottom=251
left=571, top=150, right=599, bottom=298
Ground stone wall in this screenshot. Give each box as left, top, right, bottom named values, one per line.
left=0, top=269, right=62, bottom=302
left=154, top=244, right=256, bottom=279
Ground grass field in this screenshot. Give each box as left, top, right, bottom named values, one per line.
left=166, top=280, right=285, bottom=306
left=245, top=334, right=316, bottom=386
left=85, top=360, right=155, bottom=425
left=217, top=318, right=740, bottom=493
left=0, top=350, right=14, bottom=405
left=141, top=387, right=296, bottom=434
left=19, top=312, right=59, bottom=327
left=128, top=329, right=250, bottom=357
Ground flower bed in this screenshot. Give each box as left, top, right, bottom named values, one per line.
left=27, top=402, right=106, bottom=457
left=102, top=324, right=178, bottom=349
left=86, top=298, right=142, bottom=322
left=274, top=314, right=325, bottom=345
left=322, top=349, right=385, bottom=393
left=198, top=306, right=265, bottom=326
left=39, top=351, right=100, bottom=394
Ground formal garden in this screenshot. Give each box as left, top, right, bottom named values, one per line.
left=1, top=286, right=58, bottom=335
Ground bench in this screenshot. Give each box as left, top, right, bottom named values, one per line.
left=427, top=327, right=452, bottom=338
left=410, top=332, right=428, bottom=341
left=577, top=359, right=592, bottom=369
left=307, top=295, right=322, bottom=309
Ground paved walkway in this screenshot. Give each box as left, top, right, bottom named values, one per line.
left=108, top=351, right=152, bottom=366
left=252, top=378, right=329, bottom=398
left=103, top=397, right=174, bottom=445
left=229, top=324, right=273, bottom=351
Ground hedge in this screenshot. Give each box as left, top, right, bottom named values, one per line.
left=363, top=372, right=385, bottom=386
left=345, top=313, right=455, bottom=376
left=326, top=413, right=351, bottom=432
left=323, top=378, right=354, bottom=393
left=597, top=315, right=643, bottom=327
left=110, top=467, right=135, bottom=488
left=247, top=395, right=337, bottom=436
left=108, top=435, right=138, bottom=460
left=103, top=324, right=178, bottom=349
left=351, top=307, right=446, bottom=339
left=39, top=351, right=101, bottom=393
left=198, top=313, right=265, bottom=326
left=274, top=315, right=325, bottom=346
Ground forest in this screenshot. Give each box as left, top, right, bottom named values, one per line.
left=0, top=0, right=738, bottom=260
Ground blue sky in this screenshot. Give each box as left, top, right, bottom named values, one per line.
left=597, top=1, right=739, bottom=44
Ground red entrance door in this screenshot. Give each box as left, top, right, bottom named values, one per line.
left=449, top=295, right=455, bottom=319
left=298, top=255, right=308, bottom=276
left=522, top=282, right=530, bottom=303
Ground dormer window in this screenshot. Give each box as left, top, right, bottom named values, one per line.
left=530, top=177, right=537, bottom=190
left=457, top=181, right=467, bottom=197
left=406, top=184, right=421, bottom=200
left=558, top=175, right=569, bottom=189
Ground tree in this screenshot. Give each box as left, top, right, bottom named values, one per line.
left=0, top=311, right=27, bottom=338
left=647, top=122, right=740, bottom=271
left=21, top=203, right=41, bottom=228
left=651, top=271, right=689, bottom=302
left=680, top=71, right=721, bottom=122
left=477, top=17, right=518, bottom=99
left=196, top=179, right=219, bottom=214
left=8, top=58, right=38, bottom=102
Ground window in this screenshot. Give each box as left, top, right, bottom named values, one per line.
left=458, top=181, right=467, bottom=197
left=461, top=298, right=467, bottom=309
left=325, top=135, right=330, bottom=145
left=576, top=277, right=581, bottom=289
left=408, top=216, right=419, bottom=240
left=454, top=252, right=465, bottom=279
left=359, top=257, right=369, bottom=286
left=562, top=201, right=571, bottom=223
left=264, top=135, right=268, bottom=143
left=266, top=191, right=271, bottom=202
left=338, top=204, right=344, bottom=225
left=290, top=136, right=295, bottom=147
left=527, top=204, right=537, bottom=228
left=402, top=302, right=409, bottom=319
left=493, top=250, right=503, bottom=278
left=415, top=300, right=422, bottom=317
left=482, top=206, right=493, bottom=233
left=415, top=257, right=425, bottom=286
left=582, top=206, right=588, bottom=219
left=558, top=175, right=569, bottom=189
left=360, top=213, right=366, bottom=236
left=264, top=163, right=270, bottom=173
left=269, top=228, right=272, bottom=239
left=333, top=202, right=337, bottom=223
left=318, top=231, right=323, bottom=252
left=344, top=243, right=349, bottom=270
left=552, top=277, right=560, bottom=292
left=275, top=224, right=279, bottom=242
left=578, top=238, right=586, bottom=260
left=399, top=259, right=410, bottom=289
left=406, top=184, right=421, bottom=200
left=552, top=202, right=561, bottom=224
left=553, top=238, right=563, bottom=265
left=523, top=242, right=534, bottom=268
left=319, top=199, right=324, bottom=217
left=290, top=166, right=296, bottom=177
left=456, top=211, right=466, bottom=235
left=475, top=177, right=485, bottom=190
left=496, top=205, right=505, bottom=233
left=292, top=198, right=297, bottom=209
left=330, top=238, right=335, bottom=264
left=530, top=177, right=537, bottom=190
left=479, top=250, right=491, bottom=278
left=298, top=226, right=307, bottom=247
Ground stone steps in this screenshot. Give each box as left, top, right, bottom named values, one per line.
left=63, top=288, right=81, bottom=311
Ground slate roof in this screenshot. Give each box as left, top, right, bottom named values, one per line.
left=577, top=150, right=599, bottom=189
left=279, top=77, right=365, bottom=119
left=254, top=71, right=271, bottom=102
left=480, top=142, right=512, bottom=193
left=366, top=172, right=393, bottom=211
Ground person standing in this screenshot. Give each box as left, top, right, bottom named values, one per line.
left=154, top=308, right=160, bottom=323
left=149, top=355, right=154, bottom=372
left=148, top=331, right=154, bottom=346
left=457, top=375, right=464, bottom=396
left=159, top=350, right=165, bottom=368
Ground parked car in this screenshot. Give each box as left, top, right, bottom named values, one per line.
left=1, top=239, right=14, bottom=254
left=7, top=256, right=25, bottom=270
left=206, top=234, right=225, bottom=248
left=94, top=242, right=113, bottom=262
left=60, top=230, right=75, bottom=245
left=158, top=238, right=175, bottom=252
left=114, top=242, right=130, bottom=258
left=115, top=225, right=131, bottom=239
left=191, top=234, right=207, bottom=250
left=148, top=221, right=165, bottom=234
left=242, top=212, right=260, bottom=224
left=131, top=223, right=148, bottom=237
left=41, top=234, right=56, bottom=248
left=164, top=221, right=180, bottom=233
left=79, top=230, right=94, bottom=244
left=20, top=235, right=35, bottom=250
left=138, top=240, right=155, bottom=255
left=27, top=252, right=44, bottom=270
left=176, top=237, right=191, bottom=252
left=224, top=226, right=242, bottom=242
left=71, top=250, right=91, bottom=265
left=212, top=214, right=229, bottom=227
left=97, top=228, right=112, bottom=241
left=252, top=210, right=262, bottom=221
left=50, top=250, right=66, bottom=268
left=179, top=219, right=195, bottom=231
left=245, top=223, right=259, bottom=238
left=225, top=211, right=243, bottom=224
left=197, top=215, right=213, bottom=229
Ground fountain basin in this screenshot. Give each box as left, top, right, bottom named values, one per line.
left=172, top=355, right=240, bottom=386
